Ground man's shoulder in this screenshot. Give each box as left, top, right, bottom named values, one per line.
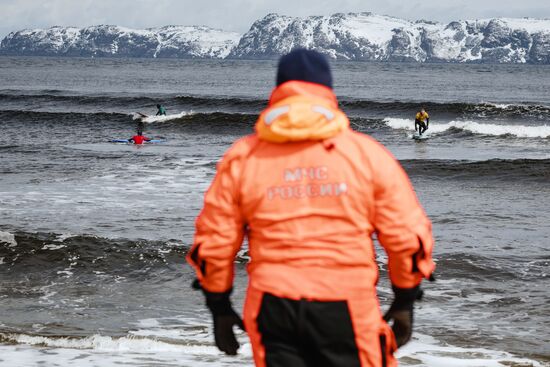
left=223, top=134, right=260, bottom=161
left=344, top=129, right=385, bottom=148
left=338, top=129, right=396, bottom=162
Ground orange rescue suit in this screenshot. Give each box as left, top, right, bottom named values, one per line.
left=187, top=81, right=435, bottom=367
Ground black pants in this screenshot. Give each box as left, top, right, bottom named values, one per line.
left=415, top=119, right=427, bottom=135
left=257, top=293, right=361, bottom=367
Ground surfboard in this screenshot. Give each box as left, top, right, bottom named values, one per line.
left=412, top=133, right=428, bottom=140
left=111, top=139, right=131, bottom=143
left=136, top=112, right=148, bottom=118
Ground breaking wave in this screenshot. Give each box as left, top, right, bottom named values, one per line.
left=384, top=118, right=550, bottom=138
left=0, top=333, right=220, bottom=354
left=6, top=107, right=550, bottom=140
left=341, top=99, right=550, bottom=119
left=0, top=109, right=256, bottom=127
left=2, top=90, right=550, bottom=119
left=0, top=230, right=250, bottom=276
left=0, top=332, right=544, bottom=367
left=0, top=231, right=187, bottom=274
left=132, top=111, right=194, bottom=123
left=0, top=109, right=132, bottom=122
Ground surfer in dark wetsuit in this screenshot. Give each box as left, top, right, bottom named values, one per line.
left=136, top=120, right=145, bottom=135
left=156, top=104, right=167, bottom=116
left=415, top=108, right=429, bottom=135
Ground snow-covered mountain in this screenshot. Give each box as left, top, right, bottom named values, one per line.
left=1, top=13, right=550, bottom=63
left=229, top=13, right=550, bottom=63
left=0, top=25, right=240, bottom=58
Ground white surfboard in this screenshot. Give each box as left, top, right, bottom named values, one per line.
left=412, top=133, right=429, bottom=140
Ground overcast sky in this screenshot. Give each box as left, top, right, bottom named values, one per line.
left=2, top=0, right=550, bottom=38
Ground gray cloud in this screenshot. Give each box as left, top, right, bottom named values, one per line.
left=1, top=0, right=550, bottom=39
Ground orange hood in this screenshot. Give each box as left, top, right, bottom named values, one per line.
left=255, top=81, right=350, bottom=143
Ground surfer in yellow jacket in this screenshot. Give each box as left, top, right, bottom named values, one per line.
left=187, top=49, right=435, bottom=366
left=415, top=108, right=429, bottom=135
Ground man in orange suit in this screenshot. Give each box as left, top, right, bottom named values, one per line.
left=187, top=49, right=435, bottom=367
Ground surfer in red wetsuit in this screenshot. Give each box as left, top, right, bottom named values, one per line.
left=129, top=131, right=150, bottom=145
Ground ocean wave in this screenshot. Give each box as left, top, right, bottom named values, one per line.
left=175, top=95, right=266, bottom=110
left=0, top=92, right=161, bottom=108
left=341, top=99, right=550, bottom=119
left=401, top=159, right=550, bottom=182
left=132, top=111, right=194, bottom=123
left=0, top=332, right=544, bottom=367
left=0, top=231, right=17, bottom=247
left=398, top=334, right=546, bottom=367
left=433, top=252, right=549, bottom=283
left=0, top=334, right=253, bottom=367
left=0, top=92, right=265, bottom=113
left=384, top=118, right=550, bottom=138
left=182, top=111, right=256, bottom=124
left=0, top=231, right=188, bottom=274
left=0, top=333, right=221, bottom=354
left=0, top=109, right=255, bottom=128
left=2, top=91, right=550, bottom=119
left=11, top=106, right=549, bottom=139
left=0, top=230, right=256, bottom=277
left=132, top=112, right=257, bottom=134
left=434, top=253, right=518, bottom=281
left=0, top=109, right=132, bottom=121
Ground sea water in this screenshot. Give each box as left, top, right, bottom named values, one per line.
left=0, top=57, right=549, bottom=366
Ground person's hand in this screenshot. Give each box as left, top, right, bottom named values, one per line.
left=383, top=286, right=422, bottom=348
left=384, top=308, right=413, bottom=347
left=196, top=283, right=245, bottom=355
left=212, top=309, right=245, bottom=355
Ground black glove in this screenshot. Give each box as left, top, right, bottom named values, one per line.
left=202, top=287, right=245, bottom=355
left=383, top=285, right=422, bottom=348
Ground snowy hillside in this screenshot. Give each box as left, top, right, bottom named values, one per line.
left=0, top=25, right=240, bottom=58
left=229, top=13, right=550, bottom=63
left=1, top=13, right=550, bottom=63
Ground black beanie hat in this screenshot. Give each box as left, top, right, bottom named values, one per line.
left=276, top=49, right=333, bottom=89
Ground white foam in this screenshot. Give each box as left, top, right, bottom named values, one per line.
left=0, top=332, right=544, bottom=367
left=385, top=118, right=550, bottom=138
left=398, top=333, right=545, bottom=367
left=38, top=283, right=58, bottom=305
left=0, top=333, right=217, bottom=354
left=0, top=231, right=17, bottom=247
left=135, top=318, right=161, bottom=328
left=0, top=333, right=253, bottom=367
left=488, top=103, right=513, bottom=109
left=133, top=111, right=193, bottom=123
left=56, top=270, right=73, bottom=277
left=54, top=233, right=74, bottom=242
left=41, top=244, right=66, bottom=250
